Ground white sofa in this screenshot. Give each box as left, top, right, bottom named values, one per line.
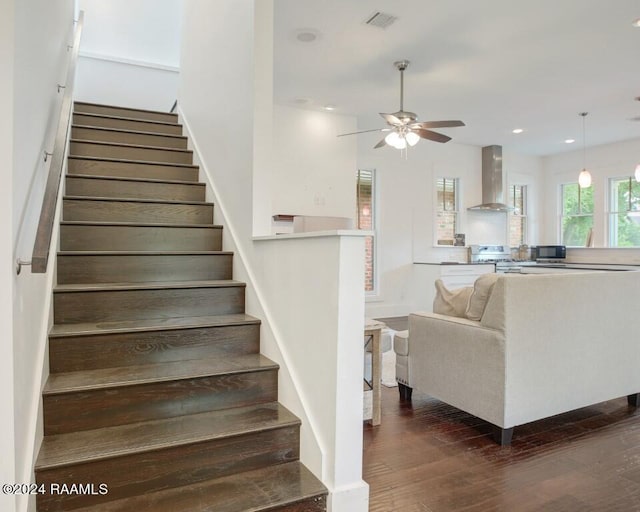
left=395, top=271, right=640, bottom=444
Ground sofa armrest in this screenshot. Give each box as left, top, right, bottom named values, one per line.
left=407, top=312, right=507, bottom=427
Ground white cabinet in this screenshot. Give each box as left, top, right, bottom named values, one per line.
left=412, top=263, right=495, bottom=312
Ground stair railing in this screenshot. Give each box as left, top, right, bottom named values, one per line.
left=17, top=12, right=84, bottom=275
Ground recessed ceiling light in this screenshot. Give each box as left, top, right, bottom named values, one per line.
left=512, top=128, right=524, bottom=134
left=633, top=18, right=640, bottom=28
left=294, top=29, right=321, bottom=43
left=323, top=105, right=336, bottom=111
left=565, top=139, right=575, bottom=144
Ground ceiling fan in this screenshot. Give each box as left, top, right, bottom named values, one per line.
left=338, top=60, right=465, bottom=149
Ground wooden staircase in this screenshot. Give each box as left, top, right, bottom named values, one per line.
left=35, top=101, right=327, bottom=512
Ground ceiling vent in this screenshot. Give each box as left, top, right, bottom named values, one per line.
left=364, top=11, right=397, bottom=29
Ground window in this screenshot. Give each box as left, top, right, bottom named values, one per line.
left=608, top=177, right=640, bottom=247
left=508, top=185, right=527, bottom=247
left=561, top=183, right=593, bottom=246
left=357, top=169, right=375, bottom=292
left=435, top=177, right=459, bottom=246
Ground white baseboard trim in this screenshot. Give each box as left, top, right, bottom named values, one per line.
left=327, top=480, right=370, bottom=512
left=79, top=51, right=180, bottom=73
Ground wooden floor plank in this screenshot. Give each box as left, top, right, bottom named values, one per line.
left=364, top=386, right=640, bottom=511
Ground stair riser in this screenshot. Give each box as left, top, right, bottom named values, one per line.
left=50, top=324, right=261, bottom=372
left=54, top=286, right=245, bottom=324
left=73, top=113, right=183, bottom=135
left=43, top=369, right=278, bottom=434
left=60, top=225, right=222, bottom=251
left=36, top=426, right=299, bottom=512
left=57, top=254, right=232, bottom=284
left=70, top=141, right=193, bottom=165
left=68, top=157, right=199, bottom=182
left=75, top=103, right=178, bottom=123
left=63, top=199, right=213, bottom=224
left=65, top=176, right=206, bottom=202
left=72, top=126, right=188, bottom=150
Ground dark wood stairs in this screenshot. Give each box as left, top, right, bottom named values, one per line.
left=35, top=101, right=327, bottom=512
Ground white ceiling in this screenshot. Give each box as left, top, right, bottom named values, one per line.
left=274, top=0, right=640, bottom=156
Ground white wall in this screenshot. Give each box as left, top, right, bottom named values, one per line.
left=75, top=0, right=182, bottom=111
left=359, top=138, right=543, bottom=317
left=253, top=234, right=369, bottom=511
left=541, top=137, right=640, bottom=248
left=11, top=2, right=75, bottom=511
left=179, top=1, right=368, bottom=508
left=75, top=56, right=179, bottom=112
left=78, top=0, right=182, bottom=66
left=1, top=3, right=16, bottom=511
left=271, top=105, right=357, bottom=223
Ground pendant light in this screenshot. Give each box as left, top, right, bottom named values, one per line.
left=578, top=112, right=592, bottom=188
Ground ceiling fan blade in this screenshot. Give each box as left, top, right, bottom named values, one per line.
left=410, top=120, right=465, bottom=129
left=374, top=137, right=388, bottom=149
left=415, top=128, right=452, bottom=143
left=337, top=128, right=386, bottom=137
left=379, top=113, right=402, bottom=125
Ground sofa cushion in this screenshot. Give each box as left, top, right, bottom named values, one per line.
left=433, top=279, right=473, bottom=318
left=466, top=273, right=500, bottom=321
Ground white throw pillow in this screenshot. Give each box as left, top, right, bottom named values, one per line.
left=465, top=273, right=500, bottom=321
left=433, top=279, right=473, bottom=318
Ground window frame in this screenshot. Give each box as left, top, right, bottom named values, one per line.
left=607, top=176, right=640, bottom=248
left=559, top=182, right=594, bottom=247
left=508, top=184, right=528, bottom=247
left=434, top=177, right=460, bottom=247
left=356, top=169, right=378, bottom=295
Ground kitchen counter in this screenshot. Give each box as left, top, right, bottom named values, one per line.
left=497, top=261, right=640, bottom=272
left=413, top=261, right=496, bottom=266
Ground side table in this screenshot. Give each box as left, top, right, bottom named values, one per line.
left=364, top=319, right=385, bottom=426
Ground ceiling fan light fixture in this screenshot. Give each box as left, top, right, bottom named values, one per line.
left=384, top=131, right=399, bottom=146
left=405, top=131, right=420, bottom=146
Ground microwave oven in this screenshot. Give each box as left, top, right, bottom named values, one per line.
left=532, top=245, right=566, bottom=260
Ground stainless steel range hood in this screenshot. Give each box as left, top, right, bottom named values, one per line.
left=467, top=145, right=512, bottom=211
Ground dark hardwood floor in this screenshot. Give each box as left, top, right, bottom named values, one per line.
left=364, top=386, right=640, bottom=511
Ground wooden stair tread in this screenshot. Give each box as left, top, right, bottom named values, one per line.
left=70, top=138, right=193, bottom=154
left=71, top=124, right=188, bottom=140
left=68, top=155, right=198, bottom=169
left=61, top=220, right=222, bottom=228
left=36, top=402, right=298, bottom=470
left=43, top=353, right=278, bottom=395
left=64, top=195, right=213, bottom=206
left=70, top=462, right=326, bottom=512
left=67, top=173, right=205, bottom=186
left=54, top=279, right=245, bottom=293
left=49, top=313, right=260, bottom=338
left=74, top=101, right=179, bottom=120
left=57, top=250, right=233, bottom=256
left=73, top=111, right=182, bottom=128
